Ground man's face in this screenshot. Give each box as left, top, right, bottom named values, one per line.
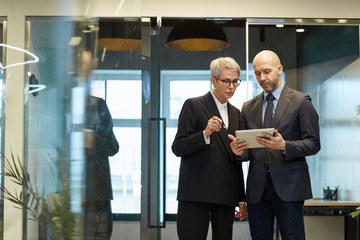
left=211, top=69, right=240, bottom=104
left=253, top=59, right=283, bottom=93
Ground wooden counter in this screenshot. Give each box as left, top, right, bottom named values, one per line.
left=305, top=199, right=360, bottom=207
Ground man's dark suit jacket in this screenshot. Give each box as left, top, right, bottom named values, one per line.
left=172, top=91, right=246, bottom=207
left=241, top=85, right=320, bottom=204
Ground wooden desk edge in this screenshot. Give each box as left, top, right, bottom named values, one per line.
left=305, top=200, right=360, bottom=207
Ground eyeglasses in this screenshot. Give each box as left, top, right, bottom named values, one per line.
left=213, top=77, right=241, bottom=87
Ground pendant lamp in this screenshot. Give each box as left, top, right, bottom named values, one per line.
left=166, top=20, right=229, bottom=51
left=98, top=21, right=141, bottom=51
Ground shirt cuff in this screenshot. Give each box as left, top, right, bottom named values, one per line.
left=203, top=130, right=210, bottom=145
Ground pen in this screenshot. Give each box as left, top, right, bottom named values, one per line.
left=220, top=120, right=226, bottom=128
left=203, top=109, right=225, bottom=129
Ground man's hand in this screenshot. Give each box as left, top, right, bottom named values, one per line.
left=228, top=134, right=249, bottom=157
left=204, top=116, right=224, bottom=138
left=256, top=129, right=286, bottom=150
left=235, top=202, right=248, bottom=220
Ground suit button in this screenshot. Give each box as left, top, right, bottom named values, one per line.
left=213, top=163, right=217, bottom=167
left=210, top=144, right=215, bottom=148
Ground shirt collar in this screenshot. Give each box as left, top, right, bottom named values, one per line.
left=210, top=90, right=228, bottom=109
left=264, top=82, right=284, bottom=101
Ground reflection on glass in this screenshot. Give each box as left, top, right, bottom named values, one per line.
left=24, top=17, right=91, bottom=239
left=89, top=71, right=142, bottom=215
left=84, top=91, right=119, bottom=239
left=90, top=80, right=106, bottom=99
left=0, top=43, right=39, bottom=69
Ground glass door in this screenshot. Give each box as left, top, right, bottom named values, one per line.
left=157, top=19, right=248, bottom=239
left=87, top=17, right=164, bottom=239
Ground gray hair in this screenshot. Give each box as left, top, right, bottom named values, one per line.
left=210, top=57, right=240, bottom=79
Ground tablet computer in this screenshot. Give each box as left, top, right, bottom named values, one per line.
left=235, top=128, right=275, bottom=148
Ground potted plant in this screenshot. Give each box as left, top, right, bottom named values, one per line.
left=1, top=152, right=77, bottom=240
left=350, top=207, right=360, bottom=218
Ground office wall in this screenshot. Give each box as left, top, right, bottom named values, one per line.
left=141, top=0, right=360, bottom=18
left=1, top=0, right=360, bottom=17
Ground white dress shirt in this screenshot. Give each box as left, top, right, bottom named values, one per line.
left=203, top=90, right=229, bottom=144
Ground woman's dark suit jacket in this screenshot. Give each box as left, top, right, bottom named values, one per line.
left=172, top=91, right=246, bottom=207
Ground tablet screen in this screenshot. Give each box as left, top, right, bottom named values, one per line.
left=235, top=128, right=275, bottom=148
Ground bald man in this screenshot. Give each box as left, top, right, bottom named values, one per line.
left=229, top=50, right=320, bottom=240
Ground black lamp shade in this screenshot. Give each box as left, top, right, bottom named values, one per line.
left=98, top=21, right=141, bottom=51
left=166, top=20, right=229, bottom=51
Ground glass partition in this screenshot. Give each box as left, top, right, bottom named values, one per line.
left=247, top=19, right=360, bottom=201
left=24, top=16, right=100, bottom=239
left=0, top=16, right=6, bottom=240
left=23, top=16, right=162, bottom=239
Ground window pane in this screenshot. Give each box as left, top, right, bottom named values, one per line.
left=107, top=80, right=142, bottom=119
left=166, top=127, right=180, bottom=213
left=170, top=81, right=211, bottom=119
left=110, top=127, right=141, bottom=214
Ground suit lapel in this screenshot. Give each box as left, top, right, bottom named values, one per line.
left=203, top=92, right=221, bottom=122
left=254, top=94, right=264, bottom=128
left=225, top=104, right=238, bottom=157
left=227, top=103, right=237, bottom=134
left=272, top=85, right=292, bottom=128
left=203, top=92, right=233, bottom=160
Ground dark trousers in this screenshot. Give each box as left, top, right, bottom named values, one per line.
left=84, top=200, right=113, bottom=240
left=177, top=201, right=235, bottom=240
left=247, top=173, right=305, bottom=240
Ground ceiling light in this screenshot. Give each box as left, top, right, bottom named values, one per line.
left=338, top=19, right=348, bottom=24
left=276, top=24, right=284, bottom=28
left=315, top=19, right=325, bottom=23
left=296, top=26, right=305, bottom=33
left=97, top=21, right=141, bottom=51
left=166, top=20, right=229, bottom=51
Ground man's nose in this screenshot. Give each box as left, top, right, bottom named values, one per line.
left=259, top=73, right=267, bottom=81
